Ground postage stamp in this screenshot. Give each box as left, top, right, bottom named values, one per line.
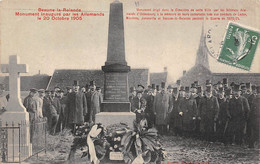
left=217, top=22, right=260, bottom=71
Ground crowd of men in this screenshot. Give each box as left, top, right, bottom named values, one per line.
left=129, top=79, right=260, bottom=148
left=0, top=78, right=259, bottom=148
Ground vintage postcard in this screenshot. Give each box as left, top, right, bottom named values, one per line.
left=0, top=0, right=259, bottom=163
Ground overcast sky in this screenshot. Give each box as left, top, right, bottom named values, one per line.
left=0, top=0, right=259, bottom=82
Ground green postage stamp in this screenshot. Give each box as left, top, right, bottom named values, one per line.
left=218, top=22, right=260, bottom=71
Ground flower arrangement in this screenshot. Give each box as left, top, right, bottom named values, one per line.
left=68, top=121, right=166, bottom=164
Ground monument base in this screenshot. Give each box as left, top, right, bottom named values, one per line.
left=0, top=111, right=32, bottom=161
left=95, top=112, right=136, bottom=129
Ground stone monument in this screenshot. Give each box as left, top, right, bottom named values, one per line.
left=0, top=55, right=32, bottom=161
left=95, top=0, right=135, bottom=128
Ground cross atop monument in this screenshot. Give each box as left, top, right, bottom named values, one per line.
left=1, top=55, right=28, bottom=112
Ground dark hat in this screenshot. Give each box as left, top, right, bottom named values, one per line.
left=233, top=84, right=241, bottom=92
left=225, top=88, right=232, bottom=96
left=206, top=86, right=212, bottom=92
left=191, top=83, right=196, bottom=88
left=176, top=80, right=181, bottom=85
left=73, top=80, right=79, bottom=86
left=147, top=85, right=152, bottom=89
left=45, top=90, right=50, bottom=93
left=179, top=86, right=185, bottom=91
left=230, top=82, right=235, bottom=87
left=90, top=80, right=95, bottom=86
left=66, top=86, right=72, bottom=90
left=252, top=85, right=256, bottom=91
left=130, top=87, right=136, bottom=92
left=38, top=89, right=45, bottom=93
left=85, top=84, right=90, bottom=89
left=241, top=85, right=246, bottom=90
left=240, top=82, right=245, bottom=85
left=256, top=86, right=260, bottom=94
left=30, top=88, right=38, bottom=93
left=246, top=83, right=251, bottom=89
left=57, top=89, right=64, bottom=93
left=197, top=86, right=202, bottom=93
left=96, top=87, right=101, bottom=90
left=185, top=86, right=190, bottom=93
left=161, top=82, right=166, bottom=89
left=194, top=81, right=199, bottom=86
left=173, top=88, right=178, bottom=94
left=167, top=85, right=173, bottom=89
left=151, top=84, right=155, bottom=89
left=206, top=80, right=212, bottom=86
left=223, top=78, right=228, bottom=85
left=156, top=85, right=160, bottom=91
left=217, top=81, right=222, bottom=85
left=218, top=87, right=224, bottom=92
left=138, top=84, right=145, bottom=89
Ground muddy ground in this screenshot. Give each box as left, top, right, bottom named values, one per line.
left=24, top=131, right=259, bottom=164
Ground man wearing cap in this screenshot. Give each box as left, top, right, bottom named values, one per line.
left=131, top=90, right=147, bottom=123
left=67, top=80, right=88, bottom=133
left=178, top=86, right=197, bottom=137
left=23, top=88, right=38, bottom=141
left=248, top=86, right=260, bottom=148
left=226, top=84, right=250, bottom=145
left=88, top=81, right=103, bottom=123
left=153, top=82, right=172, bottom=134
left=198, top=85, right=219, bottom=141
left=0, top=84, right=8, bottom=113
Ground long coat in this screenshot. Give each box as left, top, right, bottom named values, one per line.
left=198, top=96, right=219, bottom=133
left=170, top=96, right=182, bottom=129
left=227, top=96, right=250, bottom=135
left=248, top=95, right=260, bottom=145
left=89, top=91, right=103, bottom=122
left=178, top=97, right=197, bottom=131
left=153, top=92, right=172, bottom=125
left=144, top=94, right=155, bottom=127
left=67, top=92, right=88, bottom=124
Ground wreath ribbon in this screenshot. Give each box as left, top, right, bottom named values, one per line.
left=87, top=125, right=102, bottom=164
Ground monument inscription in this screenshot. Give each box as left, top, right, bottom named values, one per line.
left=104, top=73, right=128, bottom=101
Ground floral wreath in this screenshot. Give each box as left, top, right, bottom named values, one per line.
left=68, top=121, right=166, bottom=164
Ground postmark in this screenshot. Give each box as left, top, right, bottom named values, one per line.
left=217, top=22, right=260, bottom=71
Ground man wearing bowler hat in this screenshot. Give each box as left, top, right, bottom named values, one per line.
left=67, top=80, right=88, bottom=134
left=153, top=82, right=172, bottom=134
left=226, top=84, right=250, bottom=145
left=198, top=85, right=219, bottom=141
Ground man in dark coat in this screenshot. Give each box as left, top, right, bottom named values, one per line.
left=195, top=86, right=204, bottom=137
left=23, top=88, right=38, bottom=142
left=226, top=84, right=250, bottom=145
left=178, top=86, right=197, bottom=137
left=153, top=82, right=172, bottom=135
left=88, top=81, right=103, bottom=123
left=144, top=87, right=155, bottom=128
left=131, top=90, right=147, bottom=123
left=216, top=87, right=228, bottom=143
left=169, top=87, right=181, bottom=135
left=198, top=85, right=219, bottom=141
left=67, top=80, right=88, bottom=134
left=248, top=86, right=260, bottom=148
left=85, top=84, right=92, bottom=123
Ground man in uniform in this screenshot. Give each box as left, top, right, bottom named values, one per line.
left=198, top=85, right=219, bottom=141
left=67, top=80, right=88, bottom=134
left=153, top=82, right=172, bottom=135
left=226, top=84, right=250, bottom=145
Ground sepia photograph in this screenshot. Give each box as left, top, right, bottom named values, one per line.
left=0, top=0, right=259, bottom=163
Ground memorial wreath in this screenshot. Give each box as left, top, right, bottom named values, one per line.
left=68, top=121, right=166, bottom=164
